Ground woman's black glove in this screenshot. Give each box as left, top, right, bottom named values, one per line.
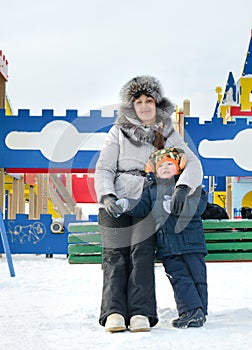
left=170, top=185, right=190, bottom=215
left=101, top=194, right=124, bottom=218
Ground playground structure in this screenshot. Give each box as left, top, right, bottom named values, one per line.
left=1, top=30, right=252, bottom=262
left=198, top=29, right=252, bottom=217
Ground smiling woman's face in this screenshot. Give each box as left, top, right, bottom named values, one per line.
left=133, top=94, right=156, bottom=125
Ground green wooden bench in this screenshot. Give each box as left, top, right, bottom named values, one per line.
left=67, top=222, right=101, bottom=264
left=67, top=219, right=252, bottom=264
left=203, top=219, right=252, bottom=262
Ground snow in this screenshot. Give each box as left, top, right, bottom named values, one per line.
left=1, top=255, right=252, bottom=350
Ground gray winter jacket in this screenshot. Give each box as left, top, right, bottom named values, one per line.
left=95, top=102, right=203, bottom=203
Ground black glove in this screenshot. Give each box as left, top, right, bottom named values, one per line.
left=144, top=172, right=156, bottom=188
left=170, top=185, right=190, bottom=215
left=101, top=194, right=124, bottom=218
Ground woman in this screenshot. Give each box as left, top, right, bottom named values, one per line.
left=94, top=75, right=203, bottom=332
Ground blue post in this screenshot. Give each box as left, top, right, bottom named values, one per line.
left=0, top=210, right=15, bottom=277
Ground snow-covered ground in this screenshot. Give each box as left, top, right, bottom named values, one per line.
left=1, top=255, right=252, bottom=350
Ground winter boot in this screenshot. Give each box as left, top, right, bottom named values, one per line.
left=129, top=315, right=150, bottom=332
left=172, top=308, right=205, bottom=329
left=105, top=313, right=126, bottom=332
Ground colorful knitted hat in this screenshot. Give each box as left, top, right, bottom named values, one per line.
left=145, top=147, right=186, bottom=174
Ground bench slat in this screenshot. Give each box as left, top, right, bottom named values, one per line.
left=206, top=242, right=252, bottom=250
left=205, top=252, right=252, bottom=262
left=68, top=233, right=102, bottom=243
left=68, top=223, right=100, bottom=233
left=68, top=254, right=102, bottom=264
left=204, top=231, right=252, bottom=240
left=68, top=244, right=102, bottom=254
left=203, top=219, right=252, bottom=230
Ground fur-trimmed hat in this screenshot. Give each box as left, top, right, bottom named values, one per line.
left=120, top=75, right=165, bottom=104
left=116, top=75, right=175, bottom=127
left=145, top=147, right=186, bottom=174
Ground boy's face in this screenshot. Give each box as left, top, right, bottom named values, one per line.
left=156, top=161, right=178, bottom=179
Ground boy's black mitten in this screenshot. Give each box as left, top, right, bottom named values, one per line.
left=144, top=172, right=156, bottom=188
left=101, top=194, right=124, bottom=218
left=170, top=185, right=190, bottom=215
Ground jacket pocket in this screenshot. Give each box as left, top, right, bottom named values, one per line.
left=182, top=224, right=205, bottom=246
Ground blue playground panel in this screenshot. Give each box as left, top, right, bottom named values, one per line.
left=0, top=109, right=116, bottom=170
left=184, top=117, right=252, bottom=176
left=1, top=110, right=252, bottom=256
left=1, top=109, right=252, bottom=176
left=0, top=214, right=86, bottom=255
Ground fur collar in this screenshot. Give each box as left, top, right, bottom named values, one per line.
left=115, top=97, right=175, bottom=144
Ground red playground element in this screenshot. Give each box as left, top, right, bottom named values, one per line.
left=61, top=174, right=97, bottom=203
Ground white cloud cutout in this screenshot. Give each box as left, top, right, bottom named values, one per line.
left=5, top=120, right=108, bottom=162
left=198, top=129, right=252, bottom=171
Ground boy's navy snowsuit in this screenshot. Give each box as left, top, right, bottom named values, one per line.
left=128, top=175, right=208, bottom=316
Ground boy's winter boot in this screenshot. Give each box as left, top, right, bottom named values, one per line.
left=172, top=308, right=205, bottom=329
left=129, top=315, right=150, bottom=332
left=105, top=313, right=126, bottom=332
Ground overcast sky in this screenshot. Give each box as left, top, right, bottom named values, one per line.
left=1, top=0, right=252, bottom=120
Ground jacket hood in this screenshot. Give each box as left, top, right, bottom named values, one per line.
left=120, top=75, right=165, bottom=104
left=115, top=75, right=175, bottom=141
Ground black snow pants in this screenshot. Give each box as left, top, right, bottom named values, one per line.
left=98, top=208, right=158, bottom=327
left=162, top=253, right=208, bottom=316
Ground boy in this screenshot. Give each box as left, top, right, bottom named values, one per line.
left=117, top=147, right=208, bottom=328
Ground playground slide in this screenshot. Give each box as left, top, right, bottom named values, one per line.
left=4, top=173, right=82, bottom=219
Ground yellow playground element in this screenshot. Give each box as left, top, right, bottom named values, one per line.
left=212, top=191, right=226, bottom=209
left=240, top=76, right=252, bottom=111
left=5, top=95, right=14, bottom=115
left=4, top=174, right=61, bottom=219
left=241, top=191, right=252, bottom=208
